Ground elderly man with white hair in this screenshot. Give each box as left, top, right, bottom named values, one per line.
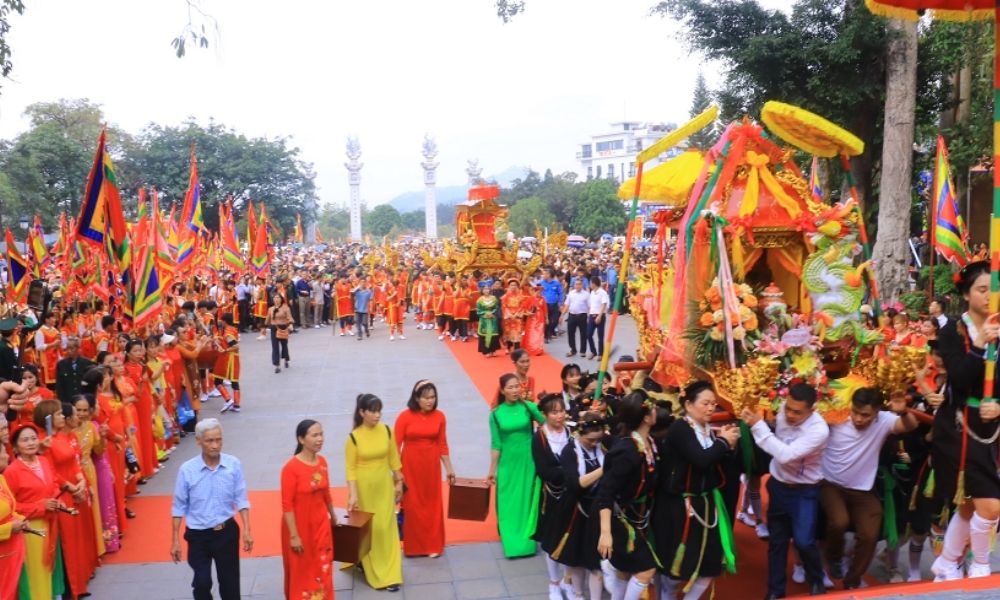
left=170, top=419, right=252, bottom=600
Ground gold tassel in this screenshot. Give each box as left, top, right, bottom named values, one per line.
left=953, top=471, right=966, bottom=508
left=670, top=543, right=687, bottom=578
left=863, top=0, right=919, bottom=21
left=551, top=532, right=570, bottom=560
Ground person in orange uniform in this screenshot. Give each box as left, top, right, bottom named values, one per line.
left=281, top=419, right=335, bottom=600
left=385, top=279, right=406, bottom=341
left=35, top=312, right=63, bottom=389
left=335, top=276, right=356, bottom=337
left=436, top=278, right=455, bottom=341
left=123, top=340, right=157, bottom=483
left=453, top=285, right=471, bottom=342
left=86, top=364, right=131, bottom=525
left=411, top=273, right=429, bottom=330
left=77, top=304, right=99, bottom=362
left=214, top=314, right=242, bottom=414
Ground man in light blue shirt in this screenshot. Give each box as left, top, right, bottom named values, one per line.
left=353, top=278, right=374, bottom=339
left=171, top=419, right=252, bottom=600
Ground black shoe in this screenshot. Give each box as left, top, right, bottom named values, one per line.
left=829, top=562, right=844, bottom=580
left=809, top=582, right=826, bottom=595
left=125, top=508, right=136, bottom=519
left=384, top=585, right=400, bottom=592
left=763, top=594, right=783, bottom=600
left=842, top=582, right=860, bottom=590
left=285, top=361, right=290, bottom=368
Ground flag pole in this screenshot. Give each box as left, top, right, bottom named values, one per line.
left=983, top=6, right=1000, bottom=408
left=929, top=148, right=937, bottom=302
left=839, top=153, right=881, bottom=316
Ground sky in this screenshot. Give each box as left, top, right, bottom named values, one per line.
left=0, top=0, right=790, bottom=208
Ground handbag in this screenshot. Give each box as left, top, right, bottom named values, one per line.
left=177, top=390, right=196, bottom=426
left=275, top=324, right=289, bottom=340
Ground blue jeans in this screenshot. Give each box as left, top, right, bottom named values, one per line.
left=766, top=477, right=823, bottom=597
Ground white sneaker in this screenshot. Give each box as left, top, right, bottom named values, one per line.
left=823, top=572, right=834, bottom=588
left=737, top=512, right=756, bottom=527
left=558, top=580, right=575, bottom=599
left=888, top=568, right=905, bottom=583
left=256, top=334, right=266, bottom=340
left=314, top=325, right=320, bottom=329
left=390, top=335, right=395, bottom=341
left=399, top=335, right=406, bottom=340
left=438, top=335, right=444, bottom=340
left=220, top=400, right=235, bottom=413
left=908, top=568, right=922, bottom=582
left=208, top=389, right=222, bottom=398
left=340, top=331, right=345, bottom=336
left=756, top=523, right=769, bottom=539
left=931, top=555, right=964, bottom=581
left=792, top=564, right=805, bottom=584
left=967, top=561, right=991, bottom=578
left=547, top=584, right=562, bottom=600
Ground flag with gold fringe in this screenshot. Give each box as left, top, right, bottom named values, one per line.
left=5, top=228, right=30, bottom=302
left=933, top=135, right=971, bottom=267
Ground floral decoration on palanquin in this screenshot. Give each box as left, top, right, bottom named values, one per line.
left=693, top=278, right=760, bottom=367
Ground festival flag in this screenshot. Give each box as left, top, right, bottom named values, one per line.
left=26, top=217, right=48, bottom=277
left=247, top=201, right=258, bottom=249
left=151, top=190, right=174, bottom=289
left=932, top=135, right=972, bottom=267
left=75, top=128, right=131, bottom=279
left=251, top=211, right=270, bottom=275
left=294, top=214, right=304, bottom=244
left=180, top=147, right=206, bottom=234
left=809, top=156, right=824, bottom=203
left=132, top=238, right=162, bottom=328
left=220, top=200, right=244, bottom=272
left=315, top=227, right=324, bottom=244
left=134, top=188, right=149, bottom=245
left=5, top=228, right=30, bottom=302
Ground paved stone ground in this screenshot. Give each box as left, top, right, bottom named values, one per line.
left=86, top=313, right=999, bottom=599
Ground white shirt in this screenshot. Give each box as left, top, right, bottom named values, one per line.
left=821, top=411, right=897, bottom=491
left=751, top=406, right=829, bottom=485
left=564, top=289, right=590, bottom=315
left=587, top=287, right=609, bottom=315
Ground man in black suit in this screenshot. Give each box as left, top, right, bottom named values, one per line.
left=55, top=336, right=95, bottom=403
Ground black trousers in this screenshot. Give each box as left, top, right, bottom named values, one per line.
left=184, top=518, right=240, bottom=600
left=237, top=299, right=250, bottom=331
left=586, top=314, right=605, bottom=356
left=566, top=313, right=587, bottom=353
left=545, top=303, right=560, bottom=339
left=270, top=327, right=290, bottom=366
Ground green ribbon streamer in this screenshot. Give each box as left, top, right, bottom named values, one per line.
left=738, top=421, right=754, bottom=477
left=879, top=466, right=899, bottom=550
left=714, top=488, right=737, bottom=574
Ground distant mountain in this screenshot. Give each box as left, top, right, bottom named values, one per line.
left=388, top=166, right=530, bottom=213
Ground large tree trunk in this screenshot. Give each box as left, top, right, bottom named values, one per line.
left=872, top=18, right=918, bottom=301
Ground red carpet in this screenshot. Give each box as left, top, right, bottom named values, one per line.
left=444, top=337, right=565, bottom=404
left=105, top=483, right=499, bottom=565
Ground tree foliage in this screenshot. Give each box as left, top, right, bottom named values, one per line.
left=506, top=196, right=557, bottom=237
left=367, top=204, right=403, bottom=237
left=0, top=0, right=23, bottom=81
left=571, top=179, right=627, bottom=238
left=688, top=71, right=716, bottom=150
left=0, top=99, right=318, bottom=234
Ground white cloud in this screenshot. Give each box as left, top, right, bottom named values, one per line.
left=0, top=0, right=791, bottom=208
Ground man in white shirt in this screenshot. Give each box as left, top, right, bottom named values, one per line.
left=743, top=384, right=829, bottom=599
left=584, top=277, right=609, bottom=360
left=561, top=278, right=590, bottom=357
left=819, top=387, right=917, bottom=590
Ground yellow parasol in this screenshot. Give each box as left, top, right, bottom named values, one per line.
left=761, top=101, right=865, bottom=158
left=616, top=149, right=711, bottom=205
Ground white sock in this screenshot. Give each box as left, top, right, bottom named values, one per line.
left=589, top=570, right=605, bottom=600
left=659, top=574, right=679, bottom=600
left=683, top=577, right=712, bottom=600
left=608, top=575, right=627, bottom=600
left=908, top=540, right=924, bottom=580
left=941, top=512, right=971, bottom=563
left=969, top=512, right=999, bottom=566
left=545, top=554, right=564, bottom=583
left=623, top=576, right=649, bottom=600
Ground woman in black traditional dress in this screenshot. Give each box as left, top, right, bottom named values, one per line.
left=655, top=380, right=740, bottom=600
left=596, top=390, right=659, bottom=600
left=532, top=393, right=573, bottom=600
left=930, top=260, right=1000, bottom=581
left=557, top=411, right=607, bottom=600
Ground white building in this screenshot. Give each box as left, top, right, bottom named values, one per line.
left=576, top=121, right=682, bottom=183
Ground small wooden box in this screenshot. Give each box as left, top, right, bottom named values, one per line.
left=448, top=478, right=491, bottom=521
left=332, top=508, right=373, bottom=564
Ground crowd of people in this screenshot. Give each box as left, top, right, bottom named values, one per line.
left=2, top=237, right=998, bottom=600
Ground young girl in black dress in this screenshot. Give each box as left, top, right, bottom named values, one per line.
left=596, top=390, right=659, bottom=600
left=557, top=411, right=607, bottom=600
left=532, top=393, right=574, bottom=600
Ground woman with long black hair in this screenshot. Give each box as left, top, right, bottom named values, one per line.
left=596, top=390, right=660, bottom=600
left=345, top=394, right=403, bottom=591
left=931, top=260, right=1000, bottom=580
left=281, top=419, right=335, bottom=599
left=655, top=380, right=740, bottom=600
left=487, top=373, right=545, bottom=558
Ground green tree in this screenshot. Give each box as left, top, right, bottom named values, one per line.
left=535, top=171, right=579, bottom=226
left=571, top=179, right=626, bottom=238
left=127, top=119, right=318, bottom=233
left=400, top=209, right=425, bottom=232
left=506, top=196, right=557, bottom=237
left=318, top=203, right=351, bottom=242
left=0, top=1, right=24, bottom=82
left=501, top=169, right=542, bottom=205
left=367, top=204, right=402, bottom=237
left=687, top=71, right=715, bottom=150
